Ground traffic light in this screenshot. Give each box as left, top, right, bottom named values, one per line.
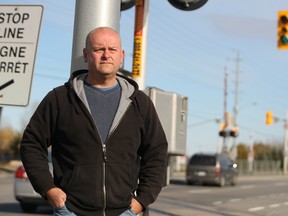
left=121, top=0, right=135, bottom=11
left=219, top=123, right=228, bottom=137
left=219, top=130, right=229, bottom=137
left=277, top=10, right=288, bottom=50
left=229, top=127, right=239, bottom=137
left=266, top=111, right=273, bottom=125
left=168, top=0, right=208, bottom=11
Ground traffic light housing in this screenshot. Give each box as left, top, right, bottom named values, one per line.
left=168, top=0, right=208, bottom=11
left=277, top=10, right=288, bottom=50
left=266, top=111, right=273, bottom=125
left=219, top=123, right=228, bottom=137
left=121, top=0, right=135, bottom=11
left=229, top=127, right=238, bottom=137
left=219, top=130, right=229, bottom=137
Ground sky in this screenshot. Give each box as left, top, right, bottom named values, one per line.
left=1, top=0, right=288, bottom=157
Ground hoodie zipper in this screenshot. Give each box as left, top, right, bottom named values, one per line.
left=101, top=103, right=131, bottom=216
left=102, top=144, right=107, bottom=216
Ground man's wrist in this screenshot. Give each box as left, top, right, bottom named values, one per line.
left=130, top=209, right=139, bottom=214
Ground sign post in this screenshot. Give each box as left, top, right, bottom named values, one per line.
left=0, top=5, right=43, bottom=106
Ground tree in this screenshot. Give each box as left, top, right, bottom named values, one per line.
left=237, top=143, right=249, bottom=160
left=0, top=127, right=22, bottom=159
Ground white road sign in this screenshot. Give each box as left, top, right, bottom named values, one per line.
left=0, top=5, right=43, bottom=106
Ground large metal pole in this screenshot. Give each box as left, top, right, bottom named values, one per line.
left=131, top=0, right=149, bottom=90
left=71, top=0, right=121, bottom=73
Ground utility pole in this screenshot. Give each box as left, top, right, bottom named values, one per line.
left=222, top=67, right=228, bottom=153
left=233, top=51, right=241, bottom=130
left=248, top=131, right=254, bottom=173
left=231, top=51, right=241, bottom=159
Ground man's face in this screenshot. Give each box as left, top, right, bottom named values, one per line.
left=84, top=29, right=124, bottom=77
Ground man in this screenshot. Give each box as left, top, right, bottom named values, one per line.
left=20, top=27, right=168, bottom=216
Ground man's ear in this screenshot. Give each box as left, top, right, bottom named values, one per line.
left=83, top=48, right=88, bottom=63
left=121, top=50, right=125, bottom=63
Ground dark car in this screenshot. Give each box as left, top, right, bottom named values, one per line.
left=186, top=152, right=238, bottom=186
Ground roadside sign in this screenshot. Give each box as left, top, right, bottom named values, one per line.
left=0, top=5, right=43, bottom=106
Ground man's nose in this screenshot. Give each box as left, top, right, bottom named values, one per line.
left=102, top=49, right=110, bottom=58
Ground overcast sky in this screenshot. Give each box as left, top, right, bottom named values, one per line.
left=1, top=0, right=288, bottom=156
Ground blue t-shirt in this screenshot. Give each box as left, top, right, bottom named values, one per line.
left=84, top=81, right=121, bottom=142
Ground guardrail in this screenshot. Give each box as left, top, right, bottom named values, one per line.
left=236, top=160, right=282, bottom=175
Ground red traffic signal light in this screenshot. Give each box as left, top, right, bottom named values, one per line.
left=277, top=11, right=288, bottom=49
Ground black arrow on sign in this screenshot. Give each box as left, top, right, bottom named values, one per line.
left=0, top=79, right=15, bottom=91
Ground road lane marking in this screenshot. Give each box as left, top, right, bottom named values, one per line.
left=269, top=203, right=281, bottom=208
left=213, top=201, right=223, bottom=205
left=249, top=206, right=265, bottom=212
left=188, top=189, right=211, bottom=193
left=229, top=198, right=242, bottom=202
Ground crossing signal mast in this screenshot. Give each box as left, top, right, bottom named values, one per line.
left=218, top=68, right=239, bottom=154
left=277, top=10, right=288, bottom=50
left=131, top=0, right=209, bottom=89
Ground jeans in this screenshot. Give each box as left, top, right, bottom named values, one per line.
left=53, top=205, right=138, bottom=216
left=53, top=204, right=77, bottom=216
left=119, top=209, right=138, bottom=216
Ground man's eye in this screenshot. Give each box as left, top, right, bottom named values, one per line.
left=93, top=48, right=103, bottom=53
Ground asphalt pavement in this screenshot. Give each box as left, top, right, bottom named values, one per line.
left=148, top=172, right=258, bottom=216
left=0, top=162, right=283, bottom=216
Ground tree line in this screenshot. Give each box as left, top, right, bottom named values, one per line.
left=0, top=127, right=284, bottom=162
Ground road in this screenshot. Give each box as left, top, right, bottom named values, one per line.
left=0, top=171, right=52, bottom=216
left=149, top=173, right=288, bottom=216
left=1, top=171, right=288, bottom=216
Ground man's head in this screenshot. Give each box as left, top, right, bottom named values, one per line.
left=83, top=27, right=124, bottom=85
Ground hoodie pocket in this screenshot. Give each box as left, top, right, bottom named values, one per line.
left=105, top=163, right=137, bottom=208
left=61, top=164, right=103, bottom=209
